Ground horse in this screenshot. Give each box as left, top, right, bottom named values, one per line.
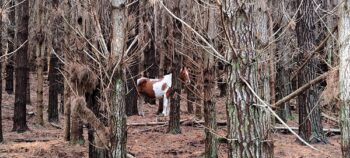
left=136, top=67, right=190, bottom=116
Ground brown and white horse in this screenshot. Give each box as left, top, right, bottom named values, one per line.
left=136, top=67, right=190, bottom=116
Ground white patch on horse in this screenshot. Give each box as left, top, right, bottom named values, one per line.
left=152, top=74, right=172, bottom=98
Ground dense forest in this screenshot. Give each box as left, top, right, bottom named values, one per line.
left=0, top=0, right=349, bottom=157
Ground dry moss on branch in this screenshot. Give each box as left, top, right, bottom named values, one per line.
left=67, top=62, right=98, bottom=94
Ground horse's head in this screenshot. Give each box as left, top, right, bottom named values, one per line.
left=180, top=67, right=190, bottom=85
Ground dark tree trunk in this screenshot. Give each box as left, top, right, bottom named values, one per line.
left=5, top=1, right=15, bottom=94
left=296, top=0, right=326, bottom=143
left=13, top=0, right=29, bottom=132
left=26, top=71, right=31, bottom=104
left=140, top=0, right=158, bottom=105
left=86, top=90, right=108, bottom=158
left=186, top=82, right=195, bottom=114
left=167, top=0, right=182, bottom=134
left=217, top=61, right=227, bottom=97
left=48, top=2, right=64, bottom=123
left=204, top=68, right=217, bottom=158
left=125, top=0, right=139, bottom=116
left=48, top=53, right=59, bottom=123
left=0, top=6, right=4, bottom=142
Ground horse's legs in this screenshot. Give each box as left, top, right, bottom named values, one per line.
left=162, top=96, right=168, bottom=116
left=166, top=96, right=170, bottom=116
left=138, top=95, right=145, bottom=116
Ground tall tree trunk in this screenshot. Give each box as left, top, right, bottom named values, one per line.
left=296, top=0, right=326, bottom=143
left=167, top=0, right=182, bottom=134
left=110, top=0, right=127, bottom=157
left=339, top=0, right=350, bottom=157
left=33, top=0, right=46, bottom=126
left=204, top=68, right=217, bottom=157
left=204, top=4, right=218, bottom=157
left=13, top=0, right=29, bottom=132
left=225, top=0, right=273, bottom=157
left=271, top=0, right=296, bottom=121
left=140, top=0, right=157, bottom=105
left=125, top=0, right=139, bottom=116
left=86, top=90, right=108, bottom=158
left=48, top=53, right=59, bottom=122
left=5, top=1, right=15, bottom=94
left=48, top=2, right=64, bottom=123
left=36, top=42, right=45, bottom=125
left=0, top=3, right=4, bottom=142
left=66, top=0, right=85, bottom=144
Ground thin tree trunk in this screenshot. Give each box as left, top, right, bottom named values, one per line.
left=86, top=90, right=108, bottom=158
left=204, top=68, right=217, bottom=157
left=0, top=4, right=4, bottom=142
left=48, top=53, right=59, bottom=122
left=5, top=0, right=15, bottom=94
left=36, top=42, right=45, bottom=125
left=63, top=80, right=71, bottom=141
left=140, top=0, right=157, bottom=105
left=167, top=0, right=182, bottom=135
left=13, top=0, right=29, bottom=132
left=204, top=4, right=218, bottom=157
left=296, top=0, right=326, bottom=143
left=26, top=71, right=31, bottom=105
left=339, top=0, right=350, bottom=157
left=125, top=0, right=139, bottom=116
left=34, top=0, right=46, bottom=126
left=225, top=0, right=273, bottom=157
left=110, top=0, right=127, bottom=157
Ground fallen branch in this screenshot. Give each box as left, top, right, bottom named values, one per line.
left=127, top=118, right=192, bottom=126
left=240, top=76, right=319, bottom=151
left=274, top=126, right=340, bottom=134
left=13, top=138, right=52, bottom=143
left=49, top=122, right=62, bottom=129
left=127, top=118, right=226, bottom=127
left=321, top=112, right=339, bottom=124
left=273, top=69, right=337, bottom=109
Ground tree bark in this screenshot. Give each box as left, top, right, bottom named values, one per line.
left=225, top=0, right=273, bottom=157
left=296, top=0, right=326, bottom=143
left=204, top=3, right=218, bottom=157
left=125, top=0, right=139, bottom=116
left=139, top=0, right=158, bottom=105
left=110, top=0, right=127, bottom=157
left=204, top=69, right=217, bottom=157
left=339, top=0, right=350, bottom=157
left=33, top=0, right=46, bottom=126
left=0, top=3, right=4, bottom=142
left=5, top=0, right=15, bottom=94
left=13, top=0, right=29, bottom=132
left=167, top=0, right=182, bottom=135
left=48, top=53, right=59, bottom=123
left=86, top=90, right=108, bottom=158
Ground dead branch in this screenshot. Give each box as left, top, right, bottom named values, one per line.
left=274, top=126, right=340, bottom=134
left=240, top=76, right=319, bottom=151
left=13, top=138, right=52, bottom=143
left=127, top=119, right=227, bottom=127
left=273, top=69, right=337, bottom=109
left=321, top=112, right=339, bottom=124
left=49, top=122, right=62, bottom=129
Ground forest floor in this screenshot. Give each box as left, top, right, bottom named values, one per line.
left=0, top=73, right=342, bottom=158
